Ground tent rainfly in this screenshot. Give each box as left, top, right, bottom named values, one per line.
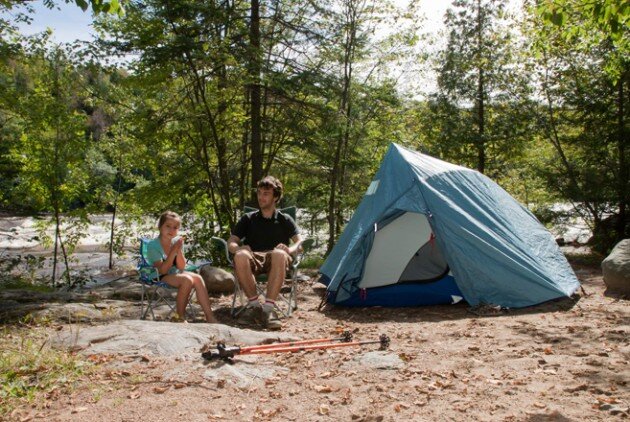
left=319, top=143, right=580, bottom=308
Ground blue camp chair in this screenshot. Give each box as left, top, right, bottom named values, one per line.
left=137, top=237, right=210, bottom=321
left=211, top=206, right=314, bottom=318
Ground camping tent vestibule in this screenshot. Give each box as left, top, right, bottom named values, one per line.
left=319, top=143, right=580, bottom=308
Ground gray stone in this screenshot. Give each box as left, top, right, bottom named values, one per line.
left=31, top=301, right=139, bottom=322
left=199, top=265, right=235, bottom=294
left=52, top=319, right=297, bottom=357
left=601, top=239, right=630, bottom=295
left=203, top=357, right=290, bottom=388
left=347, top=351, right=404, bottom=370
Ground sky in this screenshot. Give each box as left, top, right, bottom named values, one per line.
left=8, top=1, right=97, bottom=43
left=8, top=0, right=451, bottom=44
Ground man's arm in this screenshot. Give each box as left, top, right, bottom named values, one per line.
left=287, top=234, right=303, bottom=255
left=228, top=235, right=251, bottom=255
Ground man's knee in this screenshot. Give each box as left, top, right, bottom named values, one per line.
left=234, top=250, right=252, bottom=266
left=270, top=249, right=289, bottom=264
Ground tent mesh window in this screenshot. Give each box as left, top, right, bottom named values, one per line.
left=398, top=238, right=449, bottom=283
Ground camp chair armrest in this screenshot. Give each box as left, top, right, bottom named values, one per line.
left=211, top=236, right=233, bottom=265
left=292, top=238, right=314, bottom=268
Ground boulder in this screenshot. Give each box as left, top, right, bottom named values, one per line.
left=601, top=239, right=630, bottom=295
left=199, top=265, right=235, bottom=294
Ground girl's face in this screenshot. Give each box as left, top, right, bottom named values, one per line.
left=159, top=218, right=180, bottom=240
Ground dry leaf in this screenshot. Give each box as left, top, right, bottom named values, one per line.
left=153, top=386, right=168, bottom=394
left=543, top=347, right=553, bottom=355
left=318, top=404, right=330, bottom=415
left=128, top=392, right=141, bottom=399
left=71, top=407, right=88, bottom=414
left=314, top=384, right=333, bottom=393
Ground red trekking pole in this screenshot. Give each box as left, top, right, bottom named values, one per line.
left=202, top=331, right=390, bottom=362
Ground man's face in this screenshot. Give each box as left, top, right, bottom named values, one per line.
left=257, top=187, right=277, bottom=209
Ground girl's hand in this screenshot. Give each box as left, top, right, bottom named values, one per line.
left=173, top=237, right=185, bottom=250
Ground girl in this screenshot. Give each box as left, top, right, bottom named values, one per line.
left=146, top=211, right=217, bottom=323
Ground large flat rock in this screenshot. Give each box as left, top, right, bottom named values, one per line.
left=53, top=320, right=297, bottom=357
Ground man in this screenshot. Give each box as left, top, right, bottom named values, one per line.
left=228, top=176, right=302, bottom=330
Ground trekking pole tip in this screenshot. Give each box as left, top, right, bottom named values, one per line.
left=379, top=334, right=390, bottom=350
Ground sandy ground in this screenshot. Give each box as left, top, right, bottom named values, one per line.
left=5, top=262, right=629, bottom=422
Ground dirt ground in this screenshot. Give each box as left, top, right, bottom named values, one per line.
left=6, top=262, right=629, bottom=422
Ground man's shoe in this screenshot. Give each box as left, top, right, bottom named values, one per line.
left=237, top=305, right=263, bottom=324
left=261, top=309, right=282, bottom=330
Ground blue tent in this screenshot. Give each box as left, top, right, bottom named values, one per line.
left=319, top=143, right=580, bottom=308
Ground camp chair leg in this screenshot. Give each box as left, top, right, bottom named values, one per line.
left=140, top=283, right=147, bottom=320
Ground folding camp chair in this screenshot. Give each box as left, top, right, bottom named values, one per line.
left=211, top=206, right=314, bottom=318
left=137, top=237, right=210, bottom=321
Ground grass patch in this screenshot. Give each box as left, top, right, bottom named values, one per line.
left=565, top=251, right=605, bottom=268
left=0, top=277, right=54, bottom=293
left=300, top=255, right=325, bottom=269
left=0, top=323, right=93, bottom=416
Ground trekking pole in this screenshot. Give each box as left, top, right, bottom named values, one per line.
left=235, top=330, right=354, bottom=354
left=202, top=333, right=390, bottom=362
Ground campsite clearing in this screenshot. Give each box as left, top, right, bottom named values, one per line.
left=4, top=260, right=629, bottom=421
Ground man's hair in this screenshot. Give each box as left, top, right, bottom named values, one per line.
left=257, top=175, right=283, bottom=202
left=158, top=211, right=181, bottom=229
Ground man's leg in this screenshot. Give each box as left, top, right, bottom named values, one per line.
left=260, top=250, right=289, bottom=330
left=233, top=250, right=258, bottom=299
left=233, top=250, right=263, bottom=322
left=265, top=249, right=289, bottom=302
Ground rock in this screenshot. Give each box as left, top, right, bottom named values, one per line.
left=199, top=266, right=235, bottom=294
left=52, top=319, right=298, bottom=357
left=203, top=359, right=289, bottom=388
left=346, top=351, right=404, bottom=370
left=601, top=239, right=630, bottom=295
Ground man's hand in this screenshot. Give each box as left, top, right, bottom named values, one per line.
left=275, top=243, right=291, bottom=254
left=236, top=245, right=253, bottom=256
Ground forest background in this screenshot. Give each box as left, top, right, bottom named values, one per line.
left=0, top=0, right=628, bottom=286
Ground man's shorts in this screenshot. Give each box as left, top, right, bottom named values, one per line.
left=250, top=251, right=293, bottom=276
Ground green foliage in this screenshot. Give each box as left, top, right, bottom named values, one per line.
left=0, top=255, right=48, bottom=288
left=535, top=0, right=629, bottom=81
left=525, top=2, right=629, bottom=252
left=0, top=325, right=93, bottom=415
left=0, top=0, right=627, bottom=265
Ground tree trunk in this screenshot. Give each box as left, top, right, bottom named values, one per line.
left=326, top=0, right=357, bottom=254
left=475, top=0, right=485, bottom=174
left=249, top=0, right=263, bottom=202
left=615, top=70, right=628, bottom=241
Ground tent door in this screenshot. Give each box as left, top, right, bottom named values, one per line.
left=359, top=212, right=448, bottom=288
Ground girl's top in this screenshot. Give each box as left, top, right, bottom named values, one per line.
left=146, top=237, right=179, bottom=275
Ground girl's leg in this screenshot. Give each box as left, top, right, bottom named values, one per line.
left=162, top=273, right=194, bottom=320
left=189, top=272, right=217, bottom=323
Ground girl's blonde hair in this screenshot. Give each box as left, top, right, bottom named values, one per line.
left=158, top=211, right=181, bottom=229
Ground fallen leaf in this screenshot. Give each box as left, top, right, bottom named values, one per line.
left=318, top=404, right=330, bottom=415
left=153, top=386, right=168, bottom=394
left=127, top=392, right=141, bottom=399
left=314, top=384, right=333, bottom=393
left=71, top=407, right=88, bottom=414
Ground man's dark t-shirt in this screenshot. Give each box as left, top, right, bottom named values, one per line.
left=232, top=210, right=299, bottom=252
